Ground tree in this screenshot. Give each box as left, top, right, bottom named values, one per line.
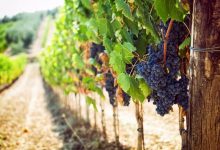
left=186, top=0, right=220, bottom=149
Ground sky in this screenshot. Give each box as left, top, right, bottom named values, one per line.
left=0, top=0, right=64, bottom=18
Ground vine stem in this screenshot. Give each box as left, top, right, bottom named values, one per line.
left=113, top=103, right=120, bottom=149
left=135, top=101, right=145, bottom=150
left=163, top=19, right=174, bottom=63
left=93, top=94, right=97, bottom=129
left=100, top=96, right=107, bottom=139
left=129, top=58, right=139, bottom=76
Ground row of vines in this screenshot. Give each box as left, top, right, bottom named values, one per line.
left=0, top=53, right=27, bottom=89
left=40, top=0, right=219, bottom=149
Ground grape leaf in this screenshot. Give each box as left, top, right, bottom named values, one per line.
left=179, top=37, right=190, bottom=50
left=114, top=43, right=134, bottom=64
left=72, top=54, right=84, bottom=69
left=127, top=76, right=145, bottom=102
left=86, top=96, right=98, bottom=111
left=82, top=77, right=96, bottom=90
left=154, top=0, right=169, bottom=23
left=97, top=18, right=107, bottom=36
left=81, top=0, right=91, bottom=9
left=169, top=2, right=186, bottom=22
left=135, top=1, right=159, bottom=41
left=134, top=32, right=148, bottom=55
left=115, top=0, right=133, bottom=20
left=138, top=78, right=152, bottom=98
left=103, top=36, right=113, bottom=54
left=123, top=17, right=139, bottom=36
left=94, top=87, right=105, bottom=99
left=117, top=73, right=130, bottom=92
left=154, top=0, right=185, bottom=22
left=109, top=51, right=126, bottom=74
left=123, top=42, right=136, bottom=52
left=111, top=19, right=122, bottom=32
left=121, top=27, right=133, bottom=43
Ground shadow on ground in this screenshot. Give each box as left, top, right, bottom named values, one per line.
left=43, top=81, right=132, bottom=150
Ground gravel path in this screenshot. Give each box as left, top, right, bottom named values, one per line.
left=0, top=19, right=63, bottom=150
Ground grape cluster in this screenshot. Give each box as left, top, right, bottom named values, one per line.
left=90, top=43, right=105, bottom=63
left=136, top=21, right=189, bottom=116
left=122, top=91, right=130, bottom=106
left=104, top=71, right=116, bottom=106
left=159, top=19, right=188, bottom=45
left=90, top=43, right=105, bottom=75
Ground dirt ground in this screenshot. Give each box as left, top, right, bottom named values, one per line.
left=0, top=18, right=182, bottom=150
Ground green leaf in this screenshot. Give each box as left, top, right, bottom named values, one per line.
left=103, top=36, right=113, bottom=54
left=127, top=76, right=145, bottom=102
left=95, top=87, right=105, bottom=99
left=107, top=20, right=115, bottom=37
left=109, top=51, right=126, bottom=74
left=123, top=17, right=139, bottom=36
left=86, top=96, right=98, bottom=111
left=97, top=18, right=107, bottom=36
left=121, top=27, right=133, bottom=43
left=115, top=0, right=133, bottom=20
left=138, top=78, right=152, bottom=98
left=170, top=2, right=187, bottom=21
left=111, top=19, right=122, bottom=32
left=72, top=54, right=84, bottom=69
left=154, top=0, right=169, bottom=23
left=179, top=37, right=190, bottom=50
left=135, top=3, right=159, bottom=41
left=114, top=43, right=134, bottom=64
left=82, top=77, right=96, bottom=90
left=154, top=0, right=186, bottom=22
left=134, top=32, right=148, bottom=55
left=117, top=73, right=130, bottom=92
left=81, top=0, right=91, bottom=9
left=123, top=42, right=136, bottom=52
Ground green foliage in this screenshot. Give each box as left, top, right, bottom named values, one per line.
left=10, top=40, right=24, bottom=55
left=179, top=37, right=190, bottom=50
left=138, top=78, right=152, bottom=98
left=0, top=22, right=13, bottom=52
left=115, top=0, right=133, bottom=20
left=40, top=8, right=77, bottom=92
left=41, top=17, right=52, bottom=47
left=117, top=73, right=130, bottom=92
left=117, top=73, right=145, bottom=102
left=109, top=51, right=126, bottom=74
left=154, top=0, right=186, bottom=22
left=0, top=53, right=27, bottom=86
left=5, top=12, right=44, bottom=54
left=40, top=0, right=189, bottom=104
left=86, top=96, right=98, bottom=111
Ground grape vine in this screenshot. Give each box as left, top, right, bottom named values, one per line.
left=40, top=0, right=191, bottom=149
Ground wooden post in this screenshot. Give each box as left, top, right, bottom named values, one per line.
left=187, top=0, right=220, bottom=149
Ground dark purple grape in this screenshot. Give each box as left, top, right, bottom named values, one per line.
left=104, top=71, right=116, bottom=106
left=122, top=90, right=130, bottom=106
left=136, top=21, right=189, bottom=116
